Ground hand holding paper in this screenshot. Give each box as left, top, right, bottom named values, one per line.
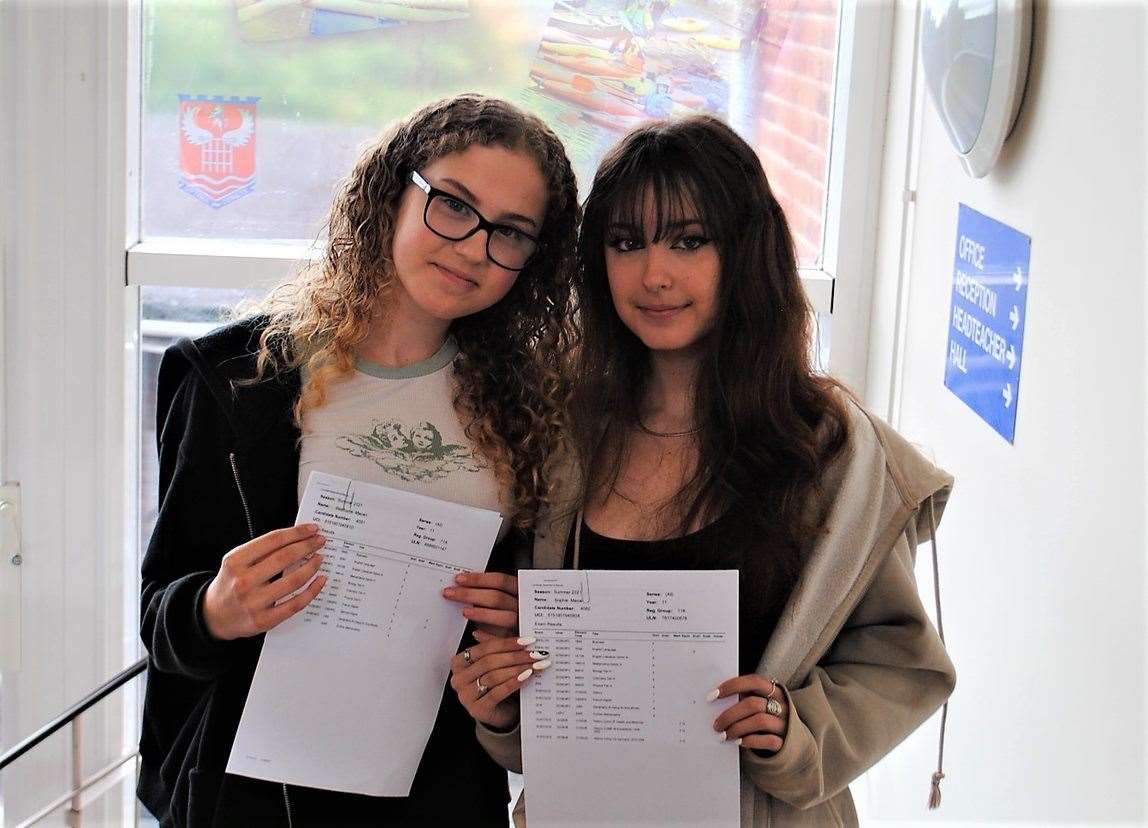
left=202, top=523, right=328, bottom=640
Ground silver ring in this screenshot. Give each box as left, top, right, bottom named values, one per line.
left=462, top=648, right=472, bottom=665
left=766, top=697, right=783, bottom=717
left=475, top=677, right=489, bottom=696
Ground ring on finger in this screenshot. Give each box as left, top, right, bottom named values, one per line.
left=476, top=676, right=489, bottom=696
left=765, top=697, right=783, bottom=717
left=462, top=648, right=473, bottom=666
left=767, top=678, right=781, bottom=701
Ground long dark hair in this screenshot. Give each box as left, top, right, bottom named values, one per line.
left=574, top=114, right=849, bottom=572
left=254, top=94, right=580, bottom=528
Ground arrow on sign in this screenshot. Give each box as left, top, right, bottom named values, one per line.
left=1006, top=344, right=1017, bottom=370
left=1009, top=305, right=1020, bottom=331
left=1013, top=267, right=1025, bottom=291
left=1002, top=383, right=1013, bottom=408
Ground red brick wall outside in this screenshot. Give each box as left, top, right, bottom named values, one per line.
left=752, top=0, right=840, bottom=268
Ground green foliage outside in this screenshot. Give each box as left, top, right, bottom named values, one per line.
left=145, top=0, right=542, bottom=124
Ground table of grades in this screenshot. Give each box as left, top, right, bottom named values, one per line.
left=519, top=569, right=741, bottom=828
left=228, top=472, right=503, bottom=798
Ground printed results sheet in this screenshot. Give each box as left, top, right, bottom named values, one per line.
left=227, top=471, right=502, bottom=796
left=519, top=569, right=740, bottom=827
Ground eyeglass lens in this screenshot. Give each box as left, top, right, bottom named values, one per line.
left=425, top=194, right=536, bottom=270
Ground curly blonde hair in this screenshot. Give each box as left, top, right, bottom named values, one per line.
left=252, top=94, right=580, bottom=528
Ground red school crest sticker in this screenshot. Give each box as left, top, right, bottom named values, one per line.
left=178, top=94, right=259, bottom=208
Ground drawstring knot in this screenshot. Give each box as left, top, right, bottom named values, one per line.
left=928, top=770, right=945, bottom=809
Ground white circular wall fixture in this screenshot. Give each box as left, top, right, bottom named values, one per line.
left=920, top=0, right=1033, bottom=178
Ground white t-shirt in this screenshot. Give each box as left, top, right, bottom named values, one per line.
left=298, top=337, right=508, bottom=539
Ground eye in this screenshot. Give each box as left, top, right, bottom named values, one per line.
left=440, top=196, right=471, bottom=215
left=495, top=225, right=530, bottom=243
left=671, top=235, right=711, bottom=251
left=607, top=237, right=644, bottom=253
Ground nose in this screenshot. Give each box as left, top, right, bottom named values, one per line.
left=452, top=227, right=489, bottom=265
left=640, top=246, right=671, bottom=292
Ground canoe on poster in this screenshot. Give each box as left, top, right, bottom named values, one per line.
left=550, top=9, right=624, bottom=39
left=693, top=33, right=742, bottom=51
left=530, top=75, right=644, bottom=118
left=537, top=52, right=642, bottom=80
left=539, top=40, right=617, bottom=61
left=660, top=16, right=708, bottom=32
left=580, top=108, right=649, bottom=133
left=308, top=0, right=469, bottom=20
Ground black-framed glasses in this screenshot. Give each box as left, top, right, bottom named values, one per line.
left=410, top=170, right=540, bottom=271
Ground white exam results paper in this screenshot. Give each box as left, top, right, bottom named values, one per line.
left=227, top=471, right=502, bottom=796
left=519, top=569, right=740, bottom=827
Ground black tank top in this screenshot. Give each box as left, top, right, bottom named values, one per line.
left=569, top=513, right=793, bottom=675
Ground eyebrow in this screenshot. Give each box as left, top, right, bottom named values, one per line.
left=439, top=177, right=539, bottom=230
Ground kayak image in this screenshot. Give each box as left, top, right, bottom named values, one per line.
left=660, top=16, right=707, bottom=33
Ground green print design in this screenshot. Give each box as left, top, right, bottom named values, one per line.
left=336, top=420, right=486, bottom=482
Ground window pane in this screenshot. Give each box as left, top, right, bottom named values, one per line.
left=142, top=0, right=839, bottom=266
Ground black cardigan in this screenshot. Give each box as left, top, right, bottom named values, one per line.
left=138, top=318, right=511, bottom=827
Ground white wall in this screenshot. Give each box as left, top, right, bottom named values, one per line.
left=862, top=1, right=1146, bottom=823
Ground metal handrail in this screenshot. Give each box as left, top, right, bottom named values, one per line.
left=0, top=656, right=147, bottom=771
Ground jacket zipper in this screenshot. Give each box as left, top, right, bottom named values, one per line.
left=229, top=452, right=296, bottom=828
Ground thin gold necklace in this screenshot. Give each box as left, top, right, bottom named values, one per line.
left=635, top=417, right=700, bottom=438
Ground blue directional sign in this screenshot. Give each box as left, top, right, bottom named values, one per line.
left=943, top=204, right=1031, bottom=443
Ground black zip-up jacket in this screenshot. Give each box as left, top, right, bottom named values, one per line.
left=138, top=318, right=512, bottom=827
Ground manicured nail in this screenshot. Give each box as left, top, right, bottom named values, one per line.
left=705, top=689, right=720, bottom=702
left=441, top=587, right=455, bottom=597
left=528, top=650, right=549, bottom=659
left=517, top=636, right=536, bottom=646
left=736, top=738, right=744, bottom=746
left=718, top=731, right=727, bottom=742
left=517, top=668, right=534, bottom=682
left=532, top=659, right=552, bottom=671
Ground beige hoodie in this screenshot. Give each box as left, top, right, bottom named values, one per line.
left=477, top=400, right=957, bottom=827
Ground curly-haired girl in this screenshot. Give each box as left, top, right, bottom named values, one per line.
left=138, top=94, right=579, bottom=827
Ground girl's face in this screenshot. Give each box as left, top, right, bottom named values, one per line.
left=389, top=143, right=548, bottom=323
left=604, top=189, right=720, bottom=357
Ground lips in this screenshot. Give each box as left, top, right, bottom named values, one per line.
left=637, top=303, right=690, bottom=319
left=433, top=263, right=478, bottom=287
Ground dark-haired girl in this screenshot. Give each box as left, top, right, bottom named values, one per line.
left=139, top=94, right=580, bottom=827
left=453, top=114, right=956, bottom=826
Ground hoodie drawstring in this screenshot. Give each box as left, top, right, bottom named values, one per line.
left=926, top=496, right=948, bottom=809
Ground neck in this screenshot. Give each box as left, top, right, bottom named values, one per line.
left=358, top=287, right=450, bottom=368
left=640, top=349, right=701, bottom=432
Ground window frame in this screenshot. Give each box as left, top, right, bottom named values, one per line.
left=122, top=1, right=897, bottom=349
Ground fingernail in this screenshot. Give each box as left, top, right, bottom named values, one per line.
left=455, top=572, right=470, bottom=584
left=705, top=689, right=720, bottom=702
left=532, top=659, right=552, bottom=671
left=736, top=738, right=744, bottom=746
left=517, top=636, right=536, bottom=646
left=517, top=668, right=533, bottom=682
left=442, top=587, right=455, bottom=597
left=304, top=523, right=319, bottom=531
left=718, top=731, right=727, bottom=742
left=528, top=650, right=549, bottom=659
